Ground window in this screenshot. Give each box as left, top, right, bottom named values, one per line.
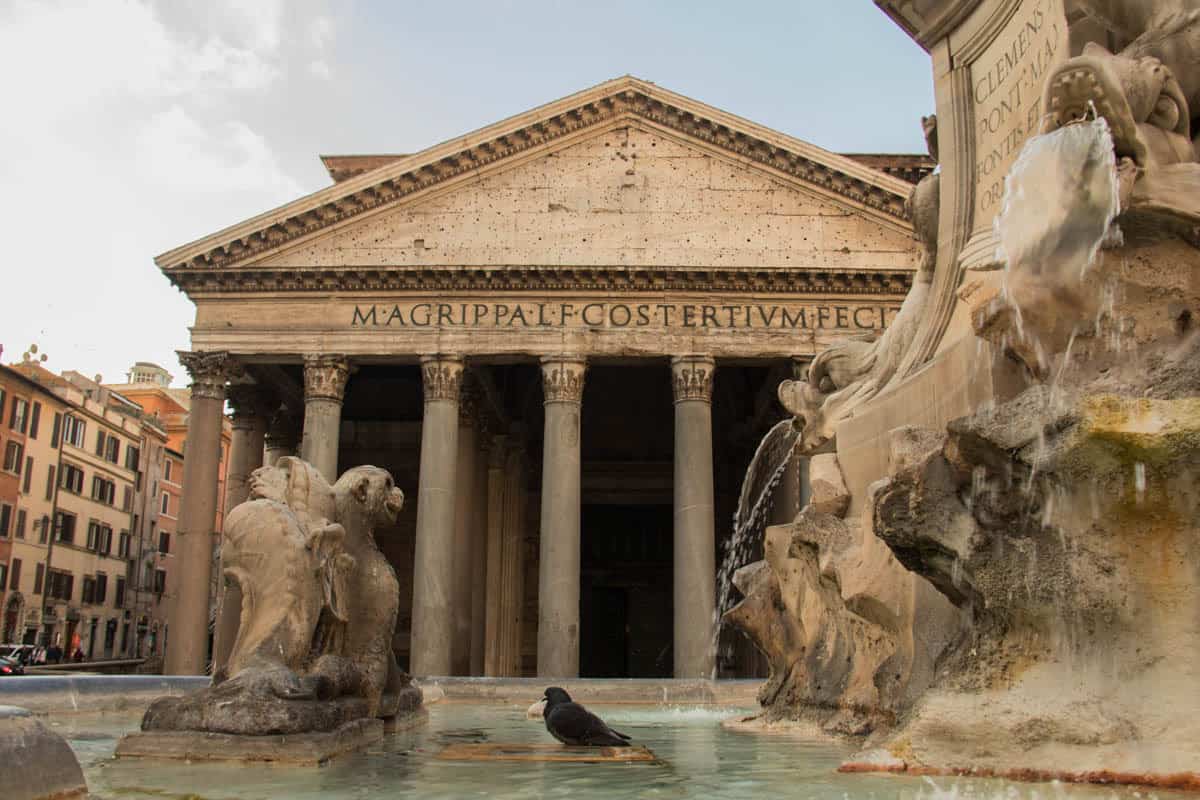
left=143, top=562, right=154, bottom=591
left=50, top=412, right=61, bottom=447
left=91, top=475, right=116, bottom=505
left=115, top=577, right=126, bottom=607
left=95, top=573, right=107, bottom=604
left=0, top=503, right=10, bottom=537
left=164, top=459, right=172, bottom=482
left=82, top=576, right=96, bottom=604
left=158, top=531, right=170, bottom=555
left=33, top=563, right=44, bottom=595
left=60, top=463, right=84, bottom=494
left=29, top=402, right=40, bottom=439
left=105, top=436, right=120, bottom=464
left=160, top=492, right=169, bottom=515
left=38, top=514, right=49, bottom=544
left=62, top=415, right=86, bottom=448
left=45, top=465, right=55, bottom=500
left=47, top=569, right=73, bottom=601
left=122, top=486, right=133, bottom=511
left=53, top=511, right=76, bottom=544
left=15, top=509, right=26, bottom=539
left=3, top=441, right=22, bottom=474
left=125, top=445, right=140, bottom=471
left=153, top=568, right=166, bottom=595
left=9, top=558, right=20, bottom=591
left=0, top=564, right=6, bottom=591
left=118, top=530, right=130, bottom=559
left=22, top=456, right=32, bottom=493
left=86, top=521, right=113, bottom=555
left=9, top=398, right=28, bottom=433
left=95, top=430, right=106, bottom=456
left=0, top=389, right=5, bottom=422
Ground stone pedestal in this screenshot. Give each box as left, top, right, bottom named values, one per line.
left=671, top=356, right=716, bottom=679
left=212, top=383, right=270, bottom=677
left=165, top=351, right=231, bottom=676
left=410, top=355, right=463, bottom=677
left=300, top=354, right=351, bottom=482
left=537, top=357, right=586, bottom=678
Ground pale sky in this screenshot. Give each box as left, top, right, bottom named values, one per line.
left=1, top=0, right=932, bottom=387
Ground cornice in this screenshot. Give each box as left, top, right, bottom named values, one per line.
left=168, top=265, right=913, bottom=296
left=156, top=77, right=915, bottom=282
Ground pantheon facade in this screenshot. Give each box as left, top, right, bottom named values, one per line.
left=157, top=77, right=927, bottom=680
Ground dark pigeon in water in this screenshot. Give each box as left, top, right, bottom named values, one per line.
left=542, top=687, right=632, bottom=747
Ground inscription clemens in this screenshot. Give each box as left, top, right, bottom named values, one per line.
left=972, top=0, right=1068, bottom=223
left=351, top=301, right=899, bottom=331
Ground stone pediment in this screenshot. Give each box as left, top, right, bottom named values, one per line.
left=157, top=76, right=918, bottom=297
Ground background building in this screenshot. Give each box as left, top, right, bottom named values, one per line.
left=0, top=358, right=229, bottom=666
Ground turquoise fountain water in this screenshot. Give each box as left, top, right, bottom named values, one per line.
left=56, top=703, right=1192, bottom=799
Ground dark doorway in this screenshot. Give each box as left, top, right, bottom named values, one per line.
left=580, top=504, right=673, bottom=678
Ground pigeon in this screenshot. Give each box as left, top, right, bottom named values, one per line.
left=541, top=687, right=632, bottom=747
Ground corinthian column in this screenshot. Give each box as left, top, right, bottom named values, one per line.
left=671, top=355, right=716, bottom=679
left=212, top=382, right=272, bottom=677
left=263, top=405, right=301, bottom=466
left=301, top=354, right=351, bottom=482
left=537, top=356, right=586, bottom=678
left=165, top=351, right=232, bottom=675
left=410, top=355, right=463, bottom=677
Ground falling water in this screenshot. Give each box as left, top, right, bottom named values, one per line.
left=711, top=418, right=800, bottom=674
left=993, top=116, right=1122, bottom=378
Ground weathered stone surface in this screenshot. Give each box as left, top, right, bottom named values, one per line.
left=0, top=712, right=87, bottom=800
left=143, top=457, right=413, bottom=740
left=117, top=718, right=386, bottom=766
left=807, top=453, right=850, bottom=517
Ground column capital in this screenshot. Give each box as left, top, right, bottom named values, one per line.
left=539, top=356, right=587, bottom=404
left=264, top=404, right=302, bottom=449
left=177, top=350, right=235, bottom=402
left=303, top=354, right=352, bottom=402
left=670, top=355, right=715, bottom=404
left=420, top=355, right=464, bottom=402
left=226, top=383, right=275, bottom=429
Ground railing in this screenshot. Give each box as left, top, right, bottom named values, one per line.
left=25, top=658, right=146, bottom=675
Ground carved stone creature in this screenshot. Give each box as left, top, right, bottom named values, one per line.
left=1042, top=3, right=1200, bottom=226
left=141, top=459, right=417, bottom=737
left=308, top=466, right=405, bottom=717
left=776, top=118, right=939, bottom=455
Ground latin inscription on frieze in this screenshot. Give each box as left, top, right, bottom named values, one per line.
left=971, top=0, right=1068, bottom=229
left=350, top=301, right=898, bottom=331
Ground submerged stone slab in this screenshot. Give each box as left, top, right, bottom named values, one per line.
left=436, top=742, right=658, bottom=763
left=114, top=717, right=385, bottom=766
left=0, top=709, right=87, bottom=800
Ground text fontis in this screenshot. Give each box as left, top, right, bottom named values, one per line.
left=351, top=302, right=898, bottom=331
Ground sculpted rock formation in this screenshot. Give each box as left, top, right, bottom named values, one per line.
left=777, top=116, right=940, bottom=453
left=141, top=458, right=419, bottom=737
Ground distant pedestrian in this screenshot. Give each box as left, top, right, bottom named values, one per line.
left=47, top=644, right=63, bottom=664
left=72, top=647, right=84, bottom=663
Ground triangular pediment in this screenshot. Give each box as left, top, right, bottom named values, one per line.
left=157, top=76, right=919, bottom=295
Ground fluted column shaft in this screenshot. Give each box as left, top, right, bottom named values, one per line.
left=410, top=355, right=463, bottom=677
left=450, top=386, right=479, bottom=675
left=483, top=435, right=508, bottom=676
left=300, top=355, right=351, bottom=482
left=537, top=357, right=586, bottom=678
left=164, top=351, right=232, bottom=675
left=468, top=433, right=490, bottom=675
left=671, top=355, right=717, bottom=679
left=212, top=383, right=270, bottom=677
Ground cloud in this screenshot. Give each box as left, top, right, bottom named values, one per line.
left=0, top=0, right=334, bottom=385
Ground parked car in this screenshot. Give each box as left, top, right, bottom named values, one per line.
left=0, top=656, right=24, bottom=676
left=0, top=644, right=45, bottom=666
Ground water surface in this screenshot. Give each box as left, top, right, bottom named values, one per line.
left=57, top=704, right=1195, bottom=799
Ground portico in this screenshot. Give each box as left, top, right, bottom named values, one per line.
left=156, top=76, right=925, bottom=678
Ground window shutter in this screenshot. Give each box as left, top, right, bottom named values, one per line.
left=51, top=413, right=61, bottom=447
left=29, top=402, right=40, bottom=439
left=34, top=563, right=44, bottom=595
